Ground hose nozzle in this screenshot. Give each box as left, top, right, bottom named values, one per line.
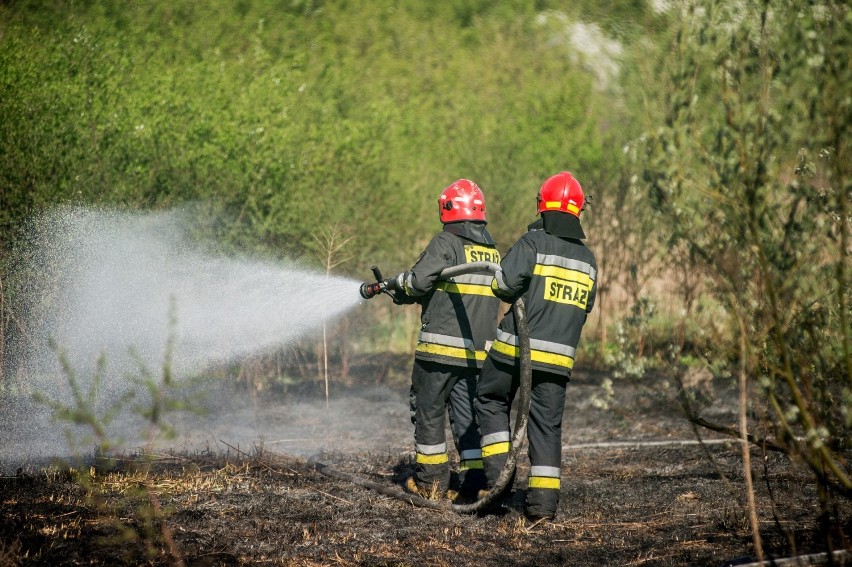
left=360, top=265, right=390, bottom=299
left=360, top=281, right=385, bottom=299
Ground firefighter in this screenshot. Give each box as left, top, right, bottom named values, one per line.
left=388, top=179, right=501, bottom=501
left=475, top=171, right=597, bottom=521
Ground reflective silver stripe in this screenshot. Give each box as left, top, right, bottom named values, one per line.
left=531, top=338, right=575, bottom=358
left=481, top=431, right=510, bottom=446
left=460, top=449, right=482, bottom=461
left=446, top=274, right=493, bottom=285
left=496, top=330, right=576, bottom=358
left=536, top=253, right=597, bottom=280
left=530, top=465, right=561, bottom=478
left=494, top=269, right=510, bottom=293
left=496, top=330, right=518, bottom=345
left=416, top=442, right=447, bottom=455
left=404, top=272, right=426, bottom=296
left=418, top=331, right=475, bottom=351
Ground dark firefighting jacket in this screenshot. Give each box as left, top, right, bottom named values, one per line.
left=401, top=221, right=501, bottom=369
left=489, top=219, right=597, bottom=376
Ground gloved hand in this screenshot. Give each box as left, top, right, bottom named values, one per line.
left=390, top=289, right=418, bottom=305
left=490, top=269, right=515, bottom=302
left=387, top=272, right=407, bottom=292
left=384, top=272, right=415, bottom=304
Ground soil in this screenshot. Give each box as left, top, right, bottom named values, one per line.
left=1, top=361, right=850, bottom=566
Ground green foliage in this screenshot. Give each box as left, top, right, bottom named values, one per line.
left=604, top=298, right=653, bottom=379
left=638, top=0, right=851, bottom=496
left=0, top=0, right=653, bottom=386
left=0, top=0, right=631, bottom=273
left=604, top=322, right=648, bottom=380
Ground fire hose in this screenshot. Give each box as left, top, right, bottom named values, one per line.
left=312, top=262, right=532, bottom=514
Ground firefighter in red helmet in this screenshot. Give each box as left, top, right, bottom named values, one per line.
left=475, top=171, right=597, bottom=521
left=389, top=179, right=501, bottom=500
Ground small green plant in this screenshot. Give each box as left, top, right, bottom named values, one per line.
left=604, top=298, right=657, bottom=380
left=603, top=322, right=647, bottom=380
left=33, top=346, right=133, bottom=459
left=35, top=301, right=194, bottom=566
left=589, top=377, right=615, bottom=410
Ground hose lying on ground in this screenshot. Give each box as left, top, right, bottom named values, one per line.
left=313, top=262, right=532, bottom=514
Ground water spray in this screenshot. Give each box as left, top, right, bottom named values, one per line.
left=315, top=261, right=531, bottom=514
left=1, top=207, right=365, bottom=468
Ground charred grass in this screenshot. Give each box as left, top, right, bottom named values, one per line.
left=1, top=368, right=850, bottom=566
left=1, top=445, right=849, bottom=566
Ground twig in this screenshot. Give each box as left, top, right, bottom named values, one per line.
left=688, top=416, right=787, bottom=452
left=311, top=488, right=354, bottom=505
left=144, top=481, right=185, bottom=567
left=218, top=440, right=300, bottom=477
left=218, top=439, right=253, bottom=459
left=564, top=439, right=734, bottom=450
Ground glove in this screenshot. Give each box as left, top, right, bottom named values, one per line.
left=490, top=270, right=515, bottom=302
left=390, top=289, right=418, bottom=305
left=386, top=273, right=416, bottom=304
left=392, top=272, right=407, bottom=292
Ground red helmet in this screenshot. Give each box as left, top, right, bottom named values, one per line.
left=537, top=171, right=584, bottom=217
left=438, top=179, right=487, bottom=223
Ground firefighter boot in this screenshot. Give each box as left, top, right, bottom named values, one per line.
left=458, top=468, right=487, bottom=500
left=524, top=484, right=559, bottom=521
left=405, top=477, right=448, bottom=500
left=482, top=448, right=509, bottom=483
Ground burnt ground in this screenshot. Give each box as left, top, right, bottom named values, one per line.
left=1, top=362, right=850, bottom=566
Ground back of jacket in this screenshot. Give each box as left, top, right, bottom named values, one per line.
left=403, top=222, right=501, bottom=369
left=490, top=225, right=597, bottom=377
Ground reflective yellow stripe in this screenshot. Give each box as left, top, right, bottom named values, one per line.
left=416, top=452, right=449, bottom=465
left=416, top=342, right=487, bottom=361
left=491, top=339, right=517, bottom=358
left=533, top=350, right=573, bottom=368
left=434, top=281, right=495, bottom=296
left=529, top=477, right=561, bottom=489
left=533, top=264, right=595, bottom=288
left=491, top=279, right=512, bottom=300
left=482, top=442, right=510, bottom=458
left=459, top=460, right=484, bottom=471
left=491, top=340, right=574, bottom=369
left=541, top=202, right=580, bottom=214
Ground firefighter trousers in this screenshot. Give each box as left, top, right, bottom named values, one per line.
left=475, top=356, right=568, bottom=518
left=409, top=359, right=486, bottom=495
